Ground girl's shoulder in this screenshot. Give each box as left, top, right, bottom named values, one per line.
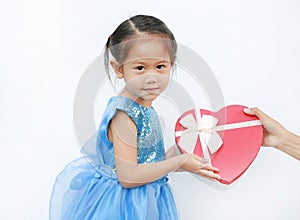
left=107, top=96, right=155, bottom=126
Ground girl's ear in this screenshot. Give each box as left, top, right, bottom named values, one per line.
left=110, top=59, right=124, bottom=79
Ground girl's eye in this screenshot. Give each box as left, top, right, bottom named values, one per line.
left=136, top=66, right=144, bottom=71
left=157, top=64, right=165, bottom=70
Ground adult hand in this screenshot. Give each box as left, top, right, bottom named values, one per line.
left=244, top=107, right=300, bottom=160
left=244, top=107, right=288, bottom=148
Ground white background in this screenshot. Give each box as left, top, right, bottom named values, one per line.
left=1, top=0, right=300, bottom=219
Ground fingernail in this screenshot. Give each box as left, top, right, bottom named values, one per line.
left=243, top=108, right=252, bottom=114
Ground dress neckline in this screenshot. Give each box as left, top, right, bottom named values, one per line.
left=114, top=95, right=154, bottom=110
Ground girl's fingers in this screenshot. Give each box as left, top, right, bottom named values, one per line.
left=202, top=164, right=219, bottom=172
left=199, top=157, right=209, bottom=163
left=192, top=155, right=221, bottom=179
left=198, top=175, right=217, bottom=181
left=198, top=169, right=221, bottom=180
left=198, top=161, right=209, bottom=169
left=197, top=159, right=219, bottom=172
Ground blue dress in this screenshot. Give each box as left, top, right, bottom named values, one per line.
left=49, top=96, right=178, bottom=220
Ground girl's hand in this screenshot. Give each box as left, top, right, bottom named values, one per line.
left=180, top=154, right=220, bottom=180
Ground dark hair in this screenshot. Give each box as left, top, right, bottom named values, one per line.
left=104, top=15, right=177, bottom=80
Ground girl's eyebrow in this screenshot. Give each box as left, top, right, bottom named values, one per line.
left=130, top=60, right=169, bottom=65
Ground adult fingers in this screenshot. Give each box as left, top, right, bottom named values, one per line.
left=244, top=107, right=269, bottom=121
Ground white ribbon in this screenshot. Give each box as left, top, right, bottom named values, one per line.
left=175, top=109, right=261, bottom=165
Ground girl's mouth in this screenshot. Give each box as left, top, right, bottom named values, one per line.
left=143, top=87, right=159, bottom=93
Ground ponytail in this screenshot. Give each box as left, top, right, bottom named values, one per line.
left=104, top=35, right=111, bottom=80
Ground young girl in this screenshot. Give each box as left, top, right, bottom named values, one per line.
left=50, top=14, right=220, bottom=220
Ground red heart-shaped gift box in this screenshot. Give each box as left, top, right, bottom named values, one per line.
left=175, top=105, right=263, bottom=184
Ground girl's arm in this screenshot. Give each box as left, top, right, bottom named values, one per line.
left=110, top=111, right=220, bottom=188
left=165, top=145, right=178, bottom=159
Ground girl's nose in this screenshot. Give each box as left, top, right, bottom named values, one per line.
left=144, top=73, right=158, bottom=84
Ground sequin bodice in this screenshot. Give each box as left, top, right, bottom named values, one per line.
left=96, top=96, right=165, bottom=168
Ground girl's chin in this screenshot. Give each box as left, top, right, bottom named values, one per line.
left=141, top=93, right=160, bottom=100
left=135, top=94, right=160, bottom=106
left=123, top=90, right=161, bottom=105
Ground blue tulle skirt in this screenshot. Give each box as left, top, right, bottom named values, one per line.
left=49, top=157, right=178, bottom=220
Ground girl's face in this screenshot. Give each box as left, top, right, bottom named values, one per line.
left=112, top=37, right=172, bottom=107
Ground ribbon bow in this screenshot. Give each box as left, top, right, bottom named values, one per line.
left=178, top=113, right=223, bottom=155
